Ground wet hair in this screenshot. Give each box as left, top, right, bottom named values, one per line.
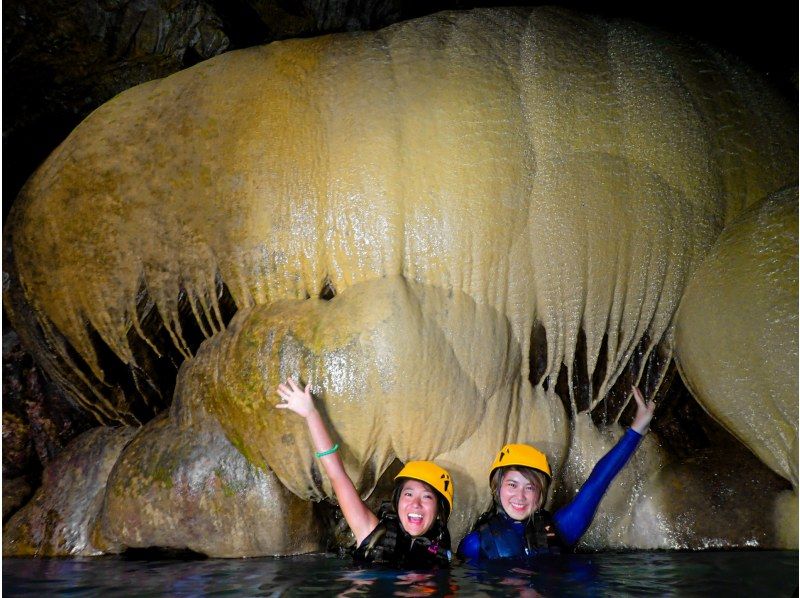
left=489, top=466, right=549, bottom=520
left=391, top=478, right=450, bottom=531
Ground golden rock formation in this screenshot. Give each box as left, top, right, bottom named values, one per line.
left=675, top=188, right=798, bottom=545
left=3, top=8, right=796, bottom=554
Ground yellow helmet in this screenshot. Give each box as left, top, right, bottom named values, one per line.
left=489, top=444, right=551, bottom=481
left=395, top=461, right=454, bottom=511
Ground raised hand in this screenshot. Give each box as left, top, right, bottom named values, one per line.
left=276, top=378, right=316, bottom=418
left=630, top=386, right=656, bottom=435
left=275, top=377, right=380, bottom=544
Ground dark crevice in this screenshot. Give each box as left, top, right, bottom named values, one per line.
left=52, top=323, right=136, bottom=426
left=646, top=363, right=756, bottom=459
left=26, top=275, right=240, bottom=427
left=530, top=325, right=596, bottom=420
left=319, top=278, right=336, bottom=301
left=591, top=332, right=658, bottom=427
left=313, top=499, right=347, bottom=552
left=215, top=278, right=239, bottom=326
left=591, top=333, right=609, bottom=402
left=529, top=324, right=676, bottom=430
left=524, top=319, right=753, bottom=461
left=181, top=45, right=204, bottom=68
left=365, top=458, right=405, bottom=511
left=571, top=329, right=591, bottom=413
left=639, top=341, right=671, bottom=398
left=553, top=362, right=570, bottom=418
left=528, top=320, right=548, bottom=388
left=206, top=0, right=271, bottom=49
left=87, top=327, right=160, bottom=424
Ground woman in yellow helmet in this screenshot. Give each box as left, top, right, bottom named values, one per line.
left=458, top=386, right=655, bottom=563
left=276, top=378, right=453, bottom=567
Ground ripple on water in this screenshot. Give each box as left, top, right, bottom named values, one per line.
left=3, top=551, right=798, bottom=597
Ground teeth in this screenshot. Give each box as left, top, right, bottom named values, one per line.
left=408, top=514, right=423, bottom=521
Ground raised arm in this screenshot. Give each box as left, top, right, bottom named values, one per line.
left=552, top=386, right=655, bottom=546
left=276, top=378, right=379, bottom=545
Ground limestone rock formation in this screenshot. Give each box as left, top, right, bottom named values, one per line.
left=625, top=440, right=794, bottom=549
left=2, top=426, right=136, bottom=556
left=185, top=275, right=540, bottom=540
left=3, top=0, right=232, bottom=221
left=676, top=189, right=798, bottom=487
left=675, top=188, right=798, bottom=545
left=3, top=7, right=797, bottom=554
left=2, top=328, right=95, bottom=523
left=97, top=370, right=323, bottom=557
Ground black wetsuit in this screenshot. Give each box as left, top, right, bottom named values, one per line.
left=353, top=507, right=452, bottom=568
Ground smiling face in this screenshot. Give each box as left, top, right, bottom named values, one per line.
left=498, top=469, right=542, bottom=521
left=396, top=479, right=439, bottom=537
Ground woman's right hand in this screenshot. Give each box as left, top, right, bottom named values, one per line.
left=276, top=378, right=316, bottom=418
left=276, top=377, right=380, bottom=545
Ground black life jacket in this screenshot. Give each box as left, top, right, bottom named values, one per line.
left=476, top=509, right=563, bottom=560
left=353, top=504, right=452, bottom=568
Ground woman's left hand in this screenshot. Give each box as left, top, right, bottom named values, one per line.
left=630, top=386, right=656, bottom=435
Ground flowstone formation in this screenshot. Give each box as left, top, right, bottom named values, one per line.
left=3, top=7, right=797, bottom=555
left=675, top=188, right=799, bottom=546
left=95, top=368, right=322, bottom=558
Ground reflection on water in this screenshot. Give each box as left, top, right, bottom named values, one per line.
left=3, top=551, right=798, bottom=597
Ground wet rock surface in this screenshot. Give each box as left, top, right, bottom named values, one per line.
left=627, top=440, right=793, bottom=549
left=3, top=476, right=35, bottom=522
left=98, top=383, right=323, bottom=557
left=2, top=329, right=94, bottom=522
left=3, top=426, right=137, bottom=556
left=676, top=189, right=798, bottom=489
left=2, top=368, right=324, bottom=558
left=7, top=7, right=794, bottom=427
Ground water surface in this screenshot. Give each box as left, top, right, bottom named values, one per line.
left=4, top=550, right=797, bottom=596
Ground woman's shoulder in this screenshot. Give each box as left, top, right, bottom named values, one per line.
left=456, top=529, right=481, bottom=560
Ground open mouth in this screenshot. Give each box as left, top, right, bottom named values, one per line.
left=406, top=513, right=424, bottom=526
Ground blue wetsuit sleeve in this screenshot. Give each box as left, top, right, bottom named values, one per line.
left=552, top=428, right=643, bottom=547
left=456, top=530, right=482, bottom=564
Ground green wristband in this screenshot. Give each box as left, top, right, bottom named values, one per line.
left=315, top=444, right=339, bottom=458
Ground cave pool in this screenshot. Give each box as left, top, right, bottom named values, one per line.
left=3, top=550, right=798, bottom=596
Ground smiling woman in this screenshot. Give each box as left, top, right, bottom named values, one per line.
left=458, top=386, right=655, bottom=562
left=276, top=379, right=454, bottom=567
left=397, top=480, right=438, bottom=533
